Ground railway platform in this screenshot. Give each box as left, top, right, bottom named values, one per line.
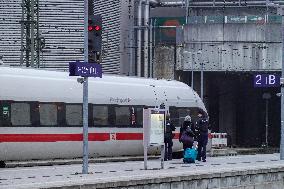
left=3, top=147, right=279, bottom=168
left=1, top=153, right=284, bottom=189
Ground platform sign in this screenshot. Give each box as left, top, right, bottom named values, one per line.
left=143, top=109, right=165, bottom=146
left=247, top=16, right=265, bottom=24
left=69, top=61, right=102, bottom=77
left=149, top=111, right=165, bottom=145
left=254, top=74, right=280, bottom=87
left=227, top=16, right=246, bottom=23
left=143, top=108, right=165, bottom=170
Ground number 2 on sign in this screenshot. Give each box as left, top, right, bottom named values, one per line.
left=255, top=75, right=261, bottom=85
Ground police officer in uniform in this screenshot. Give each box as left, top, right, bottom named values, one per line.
left=195, top=110, right=209, bottom=162
left=164, top=114, right=175, bottom=161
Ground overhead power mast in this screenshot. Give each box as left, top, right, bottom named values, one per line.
left=20, top=0, right=43, bottom=67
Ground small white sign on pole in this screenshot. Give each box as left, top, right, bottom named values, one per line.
left=149, top=111, right=165, bottom=145
left=143, top=108, right=165, bottom=170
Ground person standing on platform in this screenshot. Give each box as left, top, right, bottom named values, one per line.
left=179, top=115, right=195, bottom=152
left=164, top=114, right=175, bottom=161
left=195, top=110, right=209, bottom=162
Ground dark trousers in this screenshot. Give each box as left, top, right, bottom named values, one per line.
left=197, top=134, right=208, bottom=161
left=165, top=141, right=173, bottom=160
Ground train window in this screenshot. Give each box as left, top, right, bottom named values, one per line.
left=115, top=106, right=130, bottom=126
left=169, top=107, right=191, bottom=127
left=108, top=105, right=116, bottom=125
left=135, top=107, right=143, bottom=126
left=189, top=108, right=204, bottom=123
left=11, top=103, right=31, bottom=126
left=169, top=107, right=202, bottom=127
left=30, top=102, right=40, bottom=126
left=39, top=103, right=57, bottom=126
left=66, top=104, right=82, bottom=126
left=57, top=103, right=66, bottom=126
left=93, top=105, right=109, bottom=126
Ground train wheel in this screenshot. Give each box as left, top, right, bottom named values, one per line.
left=0, top=161, right=6, bottom=168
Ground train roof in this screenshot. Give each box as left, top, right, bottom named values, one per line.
left=0, top=67, right=206, bottom=111
left=0, top=66, right=184, bottom=85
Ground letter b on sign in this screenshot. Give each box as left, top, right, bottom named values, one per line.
left=269, top=75, right=275, bottom=85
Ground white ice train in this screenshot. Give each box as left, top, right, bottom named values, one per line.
left=0, top=67, right=206, bottom=164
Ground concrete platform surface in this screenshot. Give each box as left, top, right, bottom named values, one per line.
left=4, top=148, right=279, bottom=168
left=4, top=155, right=160, bottom=168
left=0, top=153, right=284, bottom=189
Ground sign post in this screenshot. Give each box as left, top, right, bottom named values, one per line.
left=143, top=108, right=166, bottom=170
left=262, top=93, right=271, bottom=147
left=143, top=109, right=150, bottom=170
left=70, top=0, right=102, bottom=174
left=82, top=0, right=89, bottom=174
left=69, top=61, right=102, bottom=175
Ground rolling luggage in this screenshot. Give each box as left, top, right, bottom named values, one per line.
left=183, top=147, right=197, bottom=163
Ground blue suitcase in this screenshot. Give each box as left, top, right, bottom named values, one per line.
left=183, top=147, right=197, bottom=163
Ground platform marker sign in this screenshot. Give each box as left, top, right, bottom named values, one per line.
left=69, top=61, right=102, bottom=77
left=254, top=74, right=280, bottom=87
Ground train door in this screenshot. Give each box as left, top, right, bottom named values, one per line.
left=0, top=101, right=11, bottom=164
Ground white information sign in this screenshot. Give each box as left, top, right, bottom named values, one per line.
left=149, top=112, right=165, bottom=145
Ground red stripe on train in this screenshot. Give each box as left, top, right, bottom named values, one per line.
left=173, top=133, right=179, bottom=139
left=0, top=133, right=110, bottom=142
left=116, top=133, right=143, bottom=140
left=0, top=132, right=180, bottom=142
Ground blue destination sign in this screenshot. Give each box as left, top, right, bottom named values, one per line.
left=69, top=61, right=102, bottom=77
left=254, top=74, right=280, bottom=87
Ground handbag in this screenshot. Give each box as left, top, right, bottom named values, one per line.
left=180, top=131, right=194, bottom=145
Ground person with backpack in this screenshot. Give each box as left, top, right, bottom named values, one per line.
left=195, top=110, right=209, bottom=162
left=164, top=114, right=176, bottom=161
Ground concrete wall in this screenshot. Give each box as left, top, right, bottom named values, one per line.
left=52, top=167, right=284, bottom=189
left=178, top=22, right=282, bottom=71
left=153, top=46, right=175, bottom=79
